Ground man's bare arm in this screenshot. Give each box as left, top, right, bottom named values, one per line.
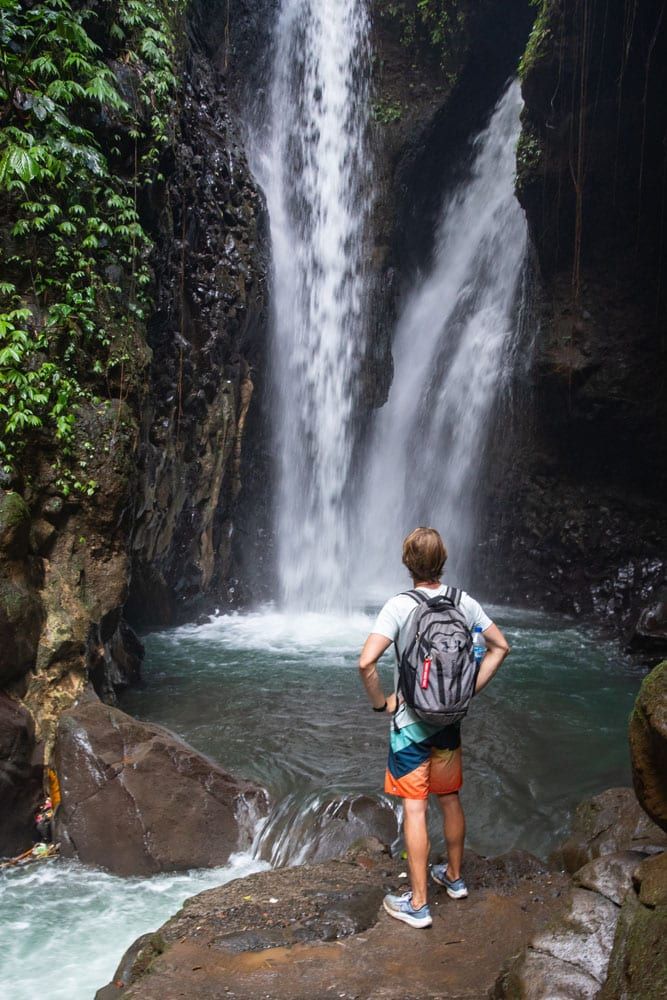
left=475, top=623, right=510, bottom=694
left=358, top=633, right=397, bottom=712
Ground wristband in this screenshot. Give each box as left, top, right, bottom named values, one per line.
left=372, top=700, right=388, bottom=713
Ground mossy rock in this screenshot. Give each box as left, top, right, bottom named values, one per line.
left=515, top=121, right=543, bottom=199
left=0, top=576, right=43, bottom=686
left=0, top=490, right=30, bottom=559
left=599, top=853, right=667, bottom=999
left=630, top=661, right=667, bottom=833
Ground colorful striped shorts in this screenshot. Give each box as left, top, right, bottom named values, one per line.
left=384, top=721, right=462, bottom=800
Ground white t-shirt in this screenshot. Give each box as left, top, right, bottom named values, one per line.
left=371, top=584, right=493, bottom=731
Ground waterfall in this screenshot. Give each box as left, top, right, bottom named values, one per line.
left=354, top=81, right=528, bottom=596
left=251, top=0, right=372, bottom=611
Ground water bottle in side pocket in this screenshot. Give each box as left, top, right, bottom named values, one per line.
left=472, top=626, right=486, bottom=665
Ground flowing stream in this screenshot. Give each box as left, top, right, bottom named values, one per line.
left=1, top=608, right=641, bottom=1000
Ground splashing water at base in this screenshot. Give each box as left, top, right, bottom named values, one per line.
left=1, top=605, right=642, bottom=1000
left=1, top=853, right=268, bottom=1000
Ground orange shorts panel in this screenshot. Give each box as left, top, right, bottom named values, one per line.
left=384, top=746, right=463, bottom=800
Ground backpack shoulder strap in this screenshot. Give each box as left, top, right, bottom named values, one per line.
left=401, top=589, right=429, bottom=605
left=446, top=586, right=462, bottom=606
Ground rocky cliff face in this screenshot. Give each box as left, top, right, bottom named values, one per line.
left=0, top=0, right=269, bottom=852
left=125, top=26, right=268, bottom=629
left=484, top=0, right=667, bottom=640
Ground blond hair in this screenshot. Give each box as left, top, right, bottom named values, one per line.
left=402, top=527, right=448, bottom=582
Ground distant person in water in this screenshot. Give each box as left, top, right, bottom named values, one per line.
left=358, top=526, right=510, bottom=929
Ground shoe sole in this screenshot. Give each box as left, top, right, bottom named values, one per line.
left=431, top=871, right=469, bottom=899
left=382, top=897, right=433, bottom=928
left=445, top=886, right=468, bottom=899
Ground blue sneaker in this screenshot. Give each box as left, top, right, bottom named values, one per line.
left=382, top=890, right=433, bottom=928
left=431, top=864, right=468, bottom=899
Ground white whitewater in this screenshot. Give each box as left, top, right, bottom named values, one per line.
left=354, top=82, right=528, bottom=593
left=252, top=0, right=372, bottom=610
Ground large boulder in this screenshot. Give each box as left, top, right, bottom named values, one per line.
left=630, top=660, right=667, bottom=832
left=0, top=694, right=42, bottom=856
left=599, top=851, right=667, bottom=1000
left=494, top=851, right=650, bottom=999
left=495, top=887, right=619, bottom=999
left=53, top=696, right=268, bottom=876
left=551, top=787, right=667, bottom=874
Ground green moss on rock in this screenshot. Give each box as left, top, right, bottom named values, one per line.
left=515, top=121, right=543, bottom=198
left=600, top=853, right=667, bottom=999
left=630, top=660, right=667, bottom=833
left=518, top=0, right=554, bottom=80
left=0, top=491, right=30, bottom=558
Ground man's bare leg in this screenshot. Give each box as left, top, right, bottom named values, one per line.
left=437, top=792, right=465, bottom=880
left=403, top=798, right=429, bottom=908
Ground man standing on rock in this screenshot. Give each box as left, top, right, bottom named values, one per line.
left=358, top=527, right=510, bottom=928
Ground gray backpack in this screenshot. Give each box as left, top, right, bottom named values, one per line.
left=397, top=588, right=478, bottom=726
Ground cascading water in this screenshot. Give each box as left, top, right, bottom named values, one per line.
left=355, top=81, right=528, bottom=594
left=251, top=0, right=372, bottom=610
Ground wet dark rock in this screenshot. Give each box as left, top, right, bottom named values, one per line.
left=497, top=0, right=667, bottom=628
left=96, top=933, right=165, bottom=1000
left=0, top=694, right=42, bottom=856
left=125, top=21, right=270, bottom=624
left=551, top=788, right=667, bottom=875
left=53, top=698, right=269, bottom=877
left=256, top=793, right=399, bottom=866
left=0, top=490, right=44, bottom=688
left=627, top=596, right=667, bottom=659
left=88, top=620, right=144, bottom=705
left=629, top=661, right=667, bottom=832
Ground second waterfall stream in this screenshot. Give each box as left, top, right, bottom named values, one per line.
left=355, top=81, right=528, bottom=594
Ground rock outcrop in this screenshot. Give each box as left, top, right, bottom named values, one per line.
left=53, top=696, right=268, bottom=877
left=0, top=491, right=44, bottom=690
left=0, top=693, right=42, bottom=856
left=96, top=842, right=570, bottom=999
left=599, top=851, right=667, bottom=999
left=496, top=784, right=667, bottom=998
left=630, top=660, right=667, bottom=832
left=551, top=787, right=667, bottom=875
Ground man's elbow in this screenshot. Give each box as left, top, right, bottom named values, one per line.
left=358, top=655, right=373, bottom=673
left=500, top=641, right=511, bottom=658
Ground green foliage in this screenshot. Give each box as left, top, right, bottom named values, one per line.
left=515, top=126, right=543, bottom=195
left=372, top=99, right=403, bottom=124
left=377, top=0, right=466, bottom=71
left=519, top=1, right=552, bottom=80
left=0, top=0, right=184, bottom=486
